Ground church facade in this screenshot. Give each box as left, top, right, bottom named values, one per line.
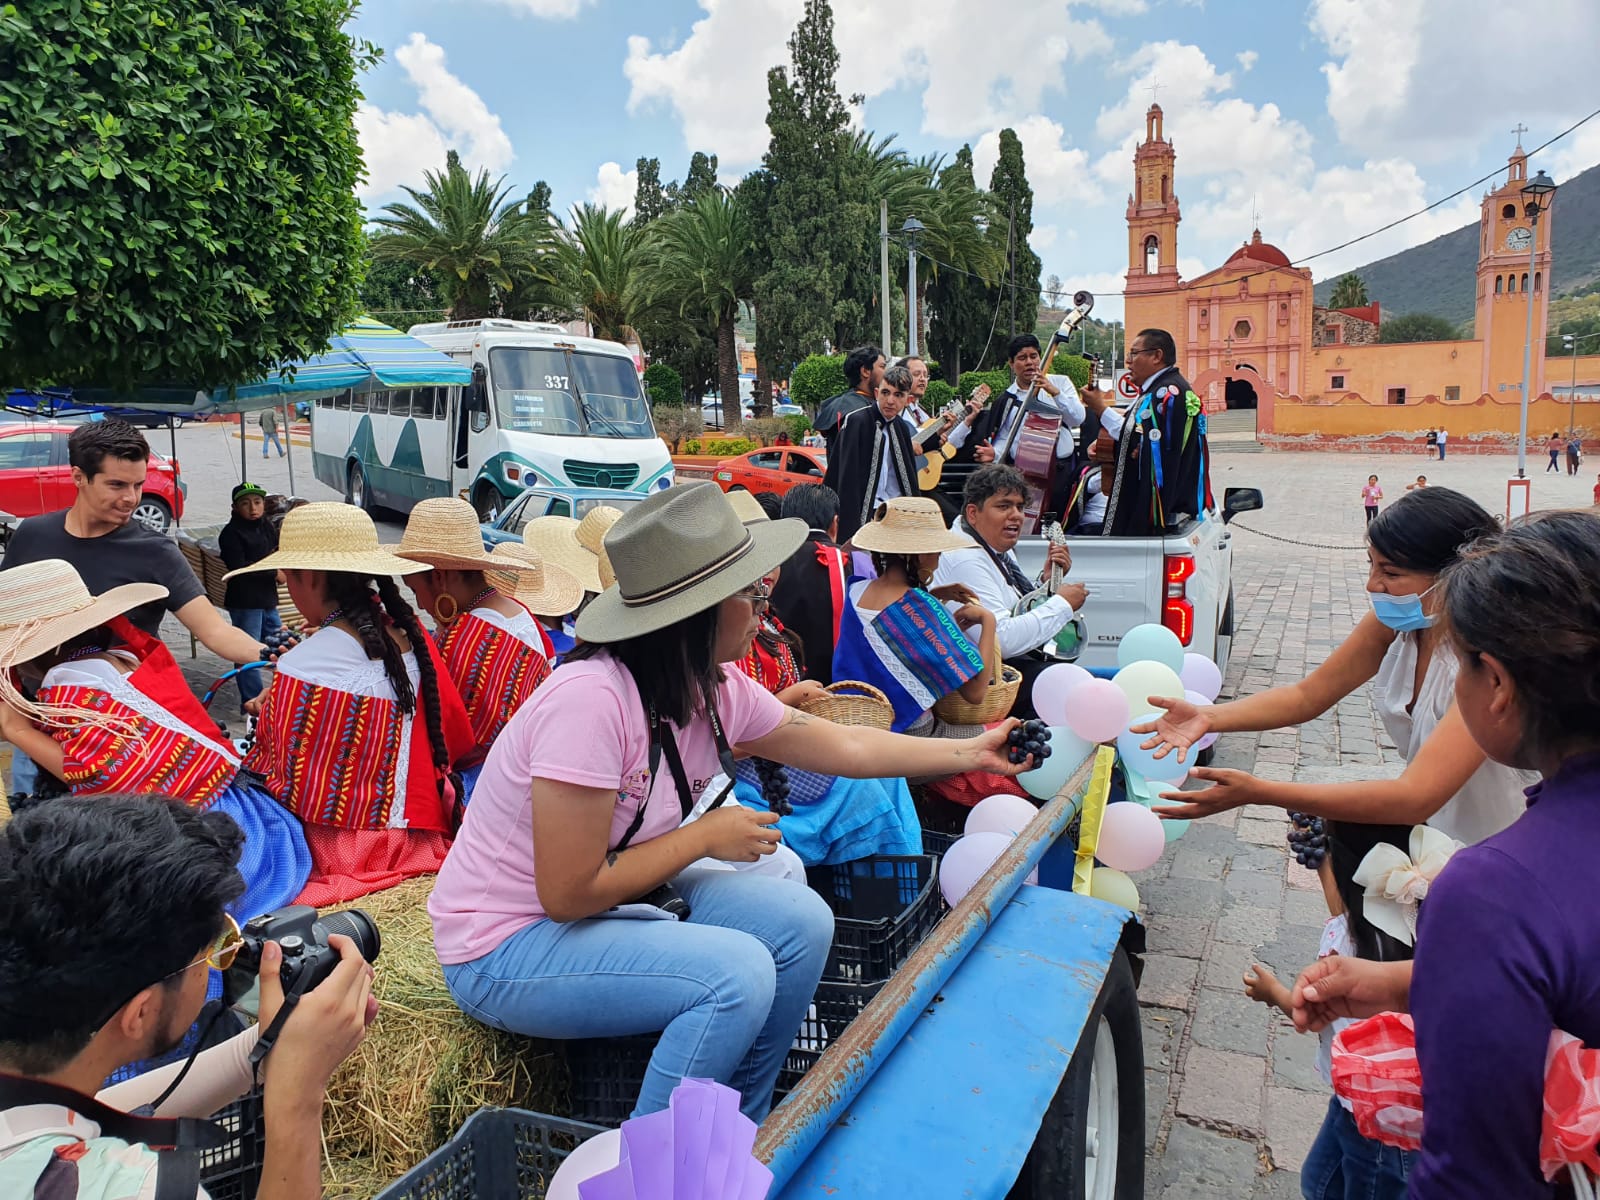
left=1120, top=105, right=1600, bottom=450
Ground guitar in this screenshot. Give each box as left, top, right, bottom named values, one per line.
left=912, top=392, right=978, bottom=491
left=1011, top=520, right=1087, bottom=660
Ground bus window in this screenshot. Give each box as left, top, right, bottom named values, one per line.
left=334, top=390, right=351, bottom=411
left=488, top=347, right=653, bottom=438
left=351, top=391, right=371, bottom=415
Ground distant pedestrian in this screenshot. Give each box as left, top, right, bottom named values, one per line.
left=1424, top=428, right=1437, bottom=456
left=259, top=406, right=285, bottom=458
left=1567, top=433, right=1582, bottom=475
left=1361, top=474, right=1383, bottom=526
left=1434, top=427, right=1447, bottom=460
left=1546, top=431, right=1563, bottom=473
left=218, top=482, right=282, bottom=713
left=1406, top=475, right=1428, bottom=492
left=1593, top=471, right=1600, bottom=506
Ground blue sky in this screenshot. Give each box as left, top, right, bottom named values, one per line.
left=348, top=0, right=1600, bottom=323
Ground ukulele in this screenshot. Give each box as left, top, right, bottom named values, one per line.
left=913, top=391, right=981, bottom=490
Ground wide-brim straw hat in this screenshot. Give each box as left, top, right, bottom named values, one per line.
left=850, top=496, right=975, bottom=555
left=0, top=559, right=167, bottom=669
left=223, top=502, right=428, bottom=579
left=576, top=482, right=807, bottom=644
left=724, top=490, right=770, bottom=525
left=397, top=497, right=520, bottom=573
left=524, top=506, right=626, bottom=595
left=484, top=542, right=586, bottom=618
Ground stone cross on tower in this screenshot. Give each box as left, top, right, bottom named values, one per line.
left=1512, top=122, right=1528, bottom=147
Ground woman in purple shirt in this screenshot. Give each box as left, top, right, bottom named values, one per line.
left=1293, top=509, right=1600, bottom=1197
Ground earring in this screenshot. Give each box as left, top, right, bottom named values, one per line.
left=433, top=593, right=459, bottom=624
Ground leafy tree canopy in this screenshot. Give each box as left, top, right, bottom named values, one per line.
left=1377, top=312, right=1460, bottom=343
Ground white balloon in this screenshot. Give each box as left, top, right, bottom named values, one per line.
left=938, top=832, right=1013, bottom=907
left=547, top=1129, right=623, bottom=1200
left=964, top=793, right=1040, bottom=839
left=1032, top=663, right=1093, bottom=726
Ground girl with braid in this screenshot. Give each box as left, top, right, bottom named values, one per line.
left=227, top=504, right=474, bottom=905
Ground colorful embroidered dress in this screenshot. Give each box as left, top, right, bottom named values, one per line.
left=435, top=604, right=553, bottom=762
left=831, top=581, right=986, bottom=733
left=246, top=624, right=473, bottom=905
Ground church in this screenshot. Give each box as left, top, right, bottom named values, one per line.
left=1120, top=105, right=1600, bottom=451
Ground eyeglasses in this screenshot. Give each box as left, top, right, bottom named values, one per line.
left=1129, top=347, right=1157, bottom=358
left=732, top=582, right=771, bottom=612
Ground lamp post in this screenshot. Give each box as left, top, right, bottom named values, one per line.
left=1515, top=168, right=1557, bottom=478
left=1565, top=333, right=1580, bottom=440
left=902, top=217, right=925, bottom=357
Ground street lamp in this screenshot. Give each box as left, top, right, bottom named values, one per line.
left=901, top=217, right=925, bottom=356
left=1515, top=168, right=1556, bottom=479
left=1565, top=333, right=1580, bottom=440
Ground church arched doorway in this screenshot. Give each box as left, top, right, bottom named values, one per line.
left=1225, top=378, right=1258, bottom=410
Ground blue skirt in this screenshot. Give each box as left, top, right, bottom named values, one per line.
left=208, top=780, right=312, bottom=921
left=735, top=771, right=921, bottom=866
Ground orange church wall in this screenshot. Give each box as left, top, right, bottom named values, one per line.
left=1302, top=341, right=1485, bottom=408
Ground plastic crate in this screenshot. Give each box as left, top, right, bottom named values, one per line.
left=196, top=1087, right=267, bottom=1200
left=564, top=1034, right=656, bottom=1128
left=772, top=1047, right=821, bottom=1105
left=807, top=855, right=940, bottom=985
left=375, top=1107, right=607, bottom=1200
left=920, top=827, right=957, bottom=858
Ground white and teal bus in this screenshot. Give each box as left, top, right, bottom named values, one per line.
left=310, top=319, right=673, bottom=517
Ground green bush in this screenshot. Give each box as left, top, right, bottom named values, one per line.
left=957, top=369, right=1012, bottom=401
left=923, top=377, right=957, bottom=415
left=0, top=1, right=375, bottom=390
left=788, top=353, right=848, bottom=411
left=643, top=362, right=684, bottom=408
left=1049, top=352, right=1093, bottom=393
left=681, top=437, right=757, bottom=455
left=781, top=412, right=813, bottom=441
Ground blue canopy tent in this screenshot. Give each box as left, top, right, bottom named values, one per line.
left=6, top=317, right=471, bottom=493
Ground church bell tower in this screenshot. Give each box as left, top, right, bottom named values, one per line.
left=1125, top=104, right=1182, bottom=296
left=1476, top=140, right=1553, bottom=396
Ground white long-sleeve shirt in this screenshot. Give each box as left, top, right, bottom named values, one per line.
left=991, top=375, right=1085, bottom=461
left=931, top=541, right=1078, bottom=660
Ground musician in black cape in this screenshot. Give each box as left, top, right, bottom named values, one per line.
left=823, top=361, right=920, bottom=545
left=1100, top=328, right=1212, bottom=537
left=815, top=344, right=884, bottom=455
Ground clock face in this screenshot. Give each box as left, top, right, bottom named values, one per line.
left=1506, top=227, right=1533, bottom=252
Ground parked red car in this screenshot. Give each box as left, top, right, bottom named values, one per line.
left=711, top=446, right=828, bottom=498
left=0, top=423, right=185, bottom=533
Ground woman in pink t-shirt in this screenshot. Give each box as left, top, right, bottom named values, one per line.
left=429, top=484, right=1038, bottom=1122
left=1361, top=475, right=1383, bottom=526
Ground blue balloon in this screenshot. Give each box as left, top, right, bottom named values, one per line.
left=1116, top=623, right=1186, bottom=674
left=1122, top=769, right=1190, bottom=840
left=1017, top=724, right=1095, bottom=800
left=1116, top=714, right=1189, bottom=784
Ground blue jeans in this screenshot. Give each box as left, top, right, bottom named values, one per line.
left=227, top=608, right=282, bottom=707
left=442, top=867, right=834, bottom=1121
left=1301, top=1097, right=1412, bottom=1200
left=262, top=428, right=284, bottom=456
left=8, top=751, right=37, bottom=797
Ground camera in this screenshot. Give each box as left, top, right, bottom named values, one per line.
left=227, top=905, right=381, bottom=1002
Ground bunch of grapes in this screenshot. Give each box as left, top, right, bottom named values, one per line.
left=1287, top=812, right=1328, bottom=870
left=261, top=628, right=302, bottom=662
left=752, top=758, right=793, bottom=817
left=1006, top=719, right=1053, bottom=766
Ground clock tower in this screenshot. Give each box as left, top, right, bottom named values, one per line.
left=1476, top=141, right=1553, bottom=397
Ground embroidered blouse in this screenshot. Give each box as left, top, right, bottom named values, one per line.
left=434, top=604, right=553, bottom=758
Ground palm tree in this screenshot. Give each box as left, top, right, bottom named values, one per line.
left=912, top=158, right=1003, bottom=354
left=1329, top=273, right=1370, bottom=310
left=371, top=152, right=556, bottom=320
left=646, top=188, right=757, bottom=416
left=556, top=204, right=651, bottom=344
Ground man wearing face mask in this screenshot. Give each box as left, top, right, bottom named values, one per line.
left=1137, top=488, right=1536, bottom=850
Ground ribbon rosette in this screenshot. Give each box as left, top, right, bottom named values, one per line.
left=1351, top=825, right=1463, bottom=946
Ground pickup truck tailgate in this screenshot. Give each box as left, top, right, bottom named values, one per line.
left=1014, top=535, right=1163, bottom=672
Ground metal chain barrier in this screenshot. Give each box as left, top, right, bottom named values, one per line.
left=1227, top=518, right=1367, bottom=552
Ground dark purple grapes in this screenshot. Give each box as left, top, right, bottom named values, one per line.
left=752, top=758, right=792, bottom=817
left=1286, top=812, right=1327, bottom=870
left=1007, top=720, right=1052, bottom=766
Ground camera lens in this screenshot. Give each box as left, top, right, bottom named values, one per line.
left=320, top=908, right=381, bottom=964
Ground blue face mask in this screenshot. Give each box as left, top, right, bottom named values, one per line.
left=1369, top=587, right=1436, bottom=632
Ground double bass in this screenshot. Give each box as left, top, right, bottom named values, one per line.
left=997, top=290, right=1096, bottom=533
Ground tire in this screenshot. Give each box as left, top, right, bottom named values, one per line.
left=472, top=482, right=504, bottom=522
left=130, top=497, right=172, bottom=534
left=346, top=461, right=372, bottom=513
left=1009, top=947, right=1145, bottom=1200
left=171, top=415, right=185, bottom=430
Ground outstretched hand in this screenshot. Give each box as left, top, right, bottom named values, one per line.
left=1131, top=695, right=1212, bottom=762
left=1290, top=956, right=1413, bottom=1033
left=1152, top=767, right=1263, bottom=820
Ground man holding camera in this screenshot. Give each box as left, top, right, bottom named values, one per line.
left=0, top=797, right=374, bottom=1200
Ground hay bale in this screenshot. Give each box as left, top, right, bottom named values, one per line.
left=321, top=878, right=569, bottom=1191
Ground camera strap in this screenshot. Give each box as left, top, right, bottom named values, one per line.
left=614, top=700, right=737, bottom=854
left=0, top=1072, right=225, bottom=1200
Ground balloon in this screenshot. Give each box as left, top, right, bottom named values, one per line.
left=1181, top=652, right=1223, bottom=701
left=1112, top=660, right=1185, bottom=719
left=965, top=793, right=1041, bottom=838
left=1117, top=713, right=1190, bottom=784
left=1017, top=725, right=1094, bottom=800
left=1184, top=689, right=1221, bottom=752
left=1163, top=816, right=1191, bottom=842
left=1032, top=663, right=1093, bottom=727
left=1064, top=679, right=1130, bottom=744
left=1117, top=623, right=1186, bottom=673
left=938, top=832, right=1013, bottom=907
left=1088, top=866, right=1141, bottom=912
left=546, top=1129, right=622, bottom=1200
left=1095, top=800, right=1168, bottom=872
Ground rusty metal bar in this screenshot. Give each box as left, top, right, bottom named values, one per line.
left=754, top=753, right=1098, bottom=1181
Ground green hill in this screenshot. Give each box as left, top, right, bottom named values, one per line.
left=1313, top=159, right=1600, bottom=327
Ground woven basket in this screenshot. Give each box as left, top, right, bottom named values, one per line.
left=933, top=650, right=1022, bottom=726
left=798, top=681, right=895, bottom=730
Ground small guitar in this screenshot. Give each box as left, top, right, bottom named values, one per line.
left=912, top=392, right=978, bottom=490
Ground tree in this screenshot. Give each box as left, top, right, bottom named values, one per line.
left=642, top=362, right=684, bottom=407
left=986, top=128, right=1042, bottom=361
left=680, top=152, right=720, bottom=203
left=557, top=204, right=651, bottom=344
left=0, top=0, right=374, bottom=390
left=926, top=147, right=997, bottom=380
left=1378, top=312, right=1460, bottom=343
left=524, top=181, right=553, bottom=217
left=647, top=188, right=757, bottom=418
left=359, top=233, right=445, bottom=324
left=754, top=0, right=853, bottom=383
left=1328, top=273, right=1370, bottom=309
left=372, top=152, right=557, bottom=320
left=1044, top=274, right=1064, bottom=308
left=633, top=158, right=671, bottom=225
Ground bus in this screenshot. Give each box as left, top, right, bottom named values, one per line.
left=310, top=319, right=674, bottom=517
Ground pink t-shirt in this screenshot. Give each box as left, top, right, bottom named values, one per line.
left=429, top=653, right=787, bottom=964
left=1362, top=483, right=1382, bottom=505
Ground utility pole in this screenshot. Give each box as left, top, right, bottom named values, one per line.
left=1566, top=333, right=1580, bottom=438
left=1008, top=198, right=1017, bottom=339
left=879, top=199, right=891, bottom=354
left=903, top=218, right=925, bottom=357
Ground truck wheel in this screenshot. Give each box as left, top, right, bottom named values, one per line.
left=1009, top=948, right=1144, bottom=1200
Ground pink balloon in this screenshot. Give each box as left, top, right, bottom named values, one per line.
left=1063, top=679, right=1131, bottom=744
left=1184, top=689, right=1220, bottom=752
left=1180, top=653, right=1223, bottom=702
left=1031, top=663, right=1092, bottom=727
left=964, top=793, right=1041, bottom=838
left=1096, top=801, right=1167, bottom=873
left=938, top=832, right=1013, bottom=907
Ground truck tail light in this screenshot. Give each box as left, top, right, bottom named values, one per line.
left=1163, top=554, right=1195, bottom=646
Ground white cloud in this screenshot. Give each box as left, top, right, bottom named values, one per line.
left=1236, top=50, right=1258, bottom=71
left=973, top=116, right=1105, bottom=208
left=356, top=33, right=513, bottom=201
left=488, top=0, right=593, bottom=15
left=1033, top=224, right=1059, bottom=251
left=587, top=162, right=638, bottom=216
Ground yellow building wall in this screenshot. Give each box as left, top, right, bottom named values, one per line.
left=1305, top=340, right=1484, bottom=406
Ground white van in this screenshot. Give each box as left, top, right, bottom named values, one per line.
left=311, top=318, right=673, bottom=517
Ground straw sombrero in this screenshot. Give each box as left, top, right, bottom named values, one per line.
left=0, top=559, right=167, bottom=669
left=397, top=497, right=521, bottom=573
left=576, top=483, right=806, bottom=643
left=850, top=496, right=975, bottom=555
left=223, top=502, right=428, bottom=579
left=524, top=506, right=625, bottom=595
left=724, top=490, right=770, bottom=525
left=485, top=542, right=586, bottom=618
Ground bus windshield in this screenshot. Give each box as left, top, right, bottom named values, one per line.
left=489, top=347, right=654, bottom=439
